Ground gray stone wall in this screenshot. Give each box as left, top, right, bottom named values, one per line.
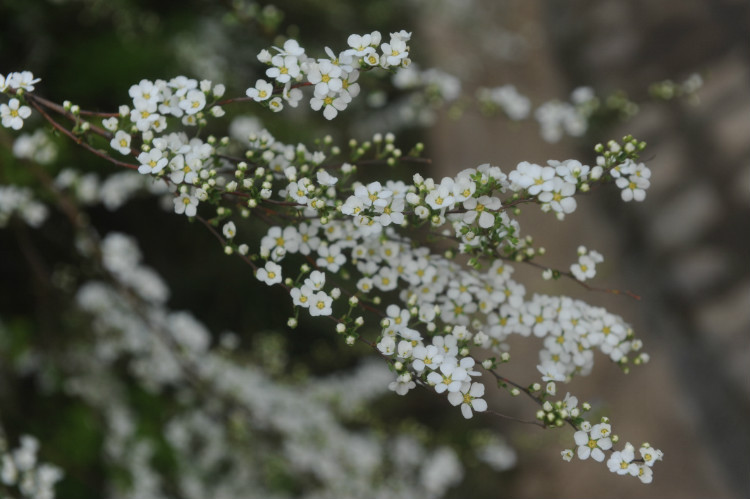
left=419, top=0, right=749, bottom=496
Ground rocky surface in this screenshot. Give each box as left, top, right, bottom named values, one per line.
left=418, top=0, right=749, bottom=496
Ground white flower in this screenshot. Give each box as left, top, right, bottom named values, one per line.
left=538, top=177, right=577, bottom=215
left=389, top=372, right=415, bottom=395
left=304, top=270, right=326, bottom=290
left=635, top=464, right=653, bottom=484
left=310, top=90, right=351, bottom=120
left=377, top=336, right=396, bottom=355
left=137, top=149, right=168, bottom=175
left=277, top=39, right=305, bottom=57
left=339, top=70, right=361, bottom=100
left=352, top=181, right=391, bottom=209
left=129, top=79, right=160, bottom=103
left=316, top=243, right=347, bottom=272
left=268, top=97, right=284, bottom=112
left=102, top=117, right=119, bottom=132
left=290, top=285, right=314, bottom=308
left=222, top=221, right=236, bottom=239
left=537, top=363, right=565, bottom=382
left=462, top=195, right=501, bottom=228
left=281, top=82, right=303, bottom=107
left=110, top=130, right=132, bottom=155
left=6, top=71, right=41, bottom=92
left=425, top=178, right=456, bottom=210
left=574, top=423, right=613, bottom=462
left=427, top=358, right=468, bottom=394
left=246, top=79, right=274, bottom=101
left=639, top=445, right=663, bottom=467
left=570, top=254, right=597, bottom=281
left=256, top=261, right=282, bottom=286
left=173, top=192, right=198, bottom=217
left=307, top=60, right=343, bottom=96
left=447, top=382, right=488, bottom=419
left=1, top=98, right=32, bottom=130
left=380, top=37, right=408, bottom=67
left=308, top=290, right=333, bottom=316
left=179, top=89, right=206, bottom=115
left=411, top=344, right=443, bottom=373
left=130, top=100, right=159, bottom=132
left=346, top=33, right=377, bottom=56
left=266, top=54, right=301, bottom=84
left=316, top=169, right=338, bottom=186
left=607, top=443, right=637, bottom=475
left=260, top=226, right=301, bottom=261
left=616, top=175, right=649, bottom=202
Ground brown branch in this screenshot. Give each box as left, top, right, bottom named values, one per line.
left=27, top=98, right=139, bottom=171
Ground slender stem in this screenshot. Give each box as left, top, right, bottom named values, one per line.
left=27, top=98, right=139, bottom=170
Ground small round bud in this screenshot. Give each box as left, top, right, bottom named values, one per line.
left=224, top=245, right=233, bottom=255
left=335, top=323, right=346, bottom=333
left=287, top=317, right=298, bottom=328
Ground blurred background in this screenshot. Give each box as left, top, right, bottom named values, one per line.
left=1, top=0, right=748, bottom=497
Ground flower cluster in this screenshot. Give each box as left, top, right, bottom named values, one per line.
left=595, top=138, right=652, bottom=202
left=476, top=84, right=531, bottom=120
left=0, top=26, right=666, bottom=490
left=0, top=71, right=41, bottom=131
left=570, top=246, right=604, bottom=282
left=0, top=186, right=48, bottom=228
left=0, top=434, right=63, bottom=499
left=248, top=30, right=411, bottom=119
left=562, top=417, right=663, bottom=483
left=64, top=232, right=469, bottom=498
